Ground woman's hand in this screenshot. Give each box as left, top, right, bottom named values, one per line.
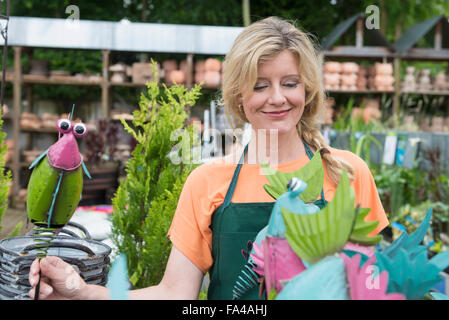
left=28, top=256, right=88, bottom=300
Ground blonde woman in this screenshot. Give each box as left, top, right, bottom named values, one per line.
left=29, top=16, right=388, bottom=300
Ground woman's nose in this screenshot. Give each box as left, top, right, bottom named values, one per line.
left=267, top=86, right=287, bottom=106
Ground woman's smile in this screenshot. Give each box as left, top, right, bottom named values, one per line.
left=261, top=108, right=292, bottom=119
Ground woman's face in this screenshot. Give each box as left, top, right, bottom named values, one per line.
left=241, top=50, right=305, bottom=136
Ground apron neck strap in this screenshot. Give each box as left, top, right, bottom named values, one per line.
left=221, top=144, right=248, bottom=210
left=303, top=140, right=314, bottom=159
left=303, top=141, right=326, bottom=202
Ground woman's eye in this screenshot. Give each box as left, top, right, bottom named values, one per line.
left=253, top=84, right=267, bottom=91
left=284, top=82, right=298, bottom=88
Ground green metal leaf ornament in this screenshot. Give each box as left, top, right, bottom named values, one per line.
left=282, top=170, right=357, bottom=264
left=349, top=207, right=382, bottom=245
left=262, top=151, right=324, bottom=203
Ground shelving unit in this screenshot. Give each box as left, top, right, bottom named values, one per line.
left=0, top=17, right=243, bottom=200
left=321, top=13, right=449, bottom=124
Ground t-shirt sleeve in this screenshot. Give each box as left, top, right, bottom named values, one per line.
left=351, top=155, right=389, bottom=236
left=167, top=165, right=216, bottom=274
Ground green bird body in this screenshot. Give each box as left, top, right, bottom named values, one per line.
left=27, top=157, right=83, bottom=228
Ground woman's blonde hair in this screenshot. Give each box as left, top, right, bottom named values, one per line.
left=221, top=16, right=354, bottom=185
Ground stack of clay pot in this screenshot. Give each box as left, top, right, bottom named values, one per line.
left=434, top=71, right=448, bottom=91
left=202, top=58, right=222, bottom=88
left=417, top=69, right=432, bottom=91
left=41, top=112, right=59, bottom=129
left=131, top=62, right=160, bottom=84
left=340, top=62, right=359, bottom=91
left=373, top=62, right=394, bottom=91
left=356, top=65, right=368, bottom=91
left=323, top=61, right=341, bottom=90
left=401, top=66, right=417, bottom=92
left=109, top=63, right=128, bottom=83
left=20, top=112, right=40, bottom=130
left=194, top=61, right=206, bottom=85
left=162, top=60, right=186, bottom=85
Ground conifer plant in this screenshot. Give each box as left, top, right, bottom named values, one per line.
left=110, top=61, right=202, bottom=288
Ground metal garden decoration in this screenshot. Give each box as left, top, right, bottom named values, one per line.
left=26, top=104, right=91, bottom=299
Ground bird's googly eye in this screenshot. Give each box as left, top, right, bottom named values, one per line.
left=73, top=122, right=88, bottom=138
left=57, top=119, right=72, bottom=134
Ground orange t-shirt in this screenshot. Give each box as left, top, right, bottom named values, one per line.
left=168, top=146, right=389, bottom=274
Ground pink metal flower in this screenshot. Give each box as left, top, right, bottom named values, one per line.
left=342, top=253, right=405, bottom=300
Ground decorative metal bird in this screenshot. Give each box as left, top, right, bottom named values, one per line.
left=26, top=104, right=91, bottom=299
left=232, top=177, right=318, bottom=299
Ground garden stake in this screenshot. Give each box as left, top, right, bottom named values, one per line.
left=26, top=105, right=91, bottom=299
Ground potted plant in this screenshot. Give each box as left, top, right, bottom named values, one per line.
left=81, top=118, right=121, bottom=205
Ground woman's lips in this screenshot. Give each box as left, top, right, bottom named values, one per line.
left=262, top=109, right=291, bottom=118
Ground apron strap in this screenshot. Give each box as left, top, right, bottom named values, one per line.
left=220, top=144, right=249, bottom=212
left=303, top=141, right=326, bottom=203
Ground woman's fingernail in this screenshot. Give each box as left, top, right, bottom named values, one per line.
left=44, top=287, right=52, bottom=295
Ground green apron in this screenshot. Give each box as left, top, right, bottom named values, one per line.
left=207, top=141, right=327, bottom=300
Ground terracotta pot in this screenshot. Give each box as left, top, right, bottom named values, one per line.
left=180, top=60, right=189, bottom=73
left=195, top=71, right=205, bottom=84
left=195, top=60, right=205, bottom=73
left=340, top=73, right=357, bottom=88
left=323, top=72, right=340, bottom=90
left=323, top=61, right=341, bottom=73
left=203, top=71, right=221, bottom=87
left=342, top=62, right=359, bottom=74
left=402, top=66, right=416, bottom=92
left=204, top=58, right=221, bottom=72
left=375, top=62, right=393, bottom=75
left=374, top=74, right=394, bottom=90
left=434, top=71, right=447, bottom=91
left=162, top=60, right=178, bottom=72
left=169, top=70, right=186, bottom=84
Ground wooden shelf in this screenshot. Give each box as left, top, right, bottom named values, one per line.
left=400, top=90, right=449, bottom=96
left=23, top=74, right=102, bottom=86
left=327, top=89, right=395, bottom=94
left=327, top=89, right=449, bottom=96
left=110, top=81, right=147, bottom=87
left=20, top=126, right=58, bottom=133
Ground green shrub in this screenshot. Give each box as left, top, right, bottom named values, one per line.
left=110, top=61, right=202, bottom=288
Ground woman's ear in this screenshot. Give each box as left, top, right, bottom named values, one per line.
left=237, top=95, right=243, bottom=105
